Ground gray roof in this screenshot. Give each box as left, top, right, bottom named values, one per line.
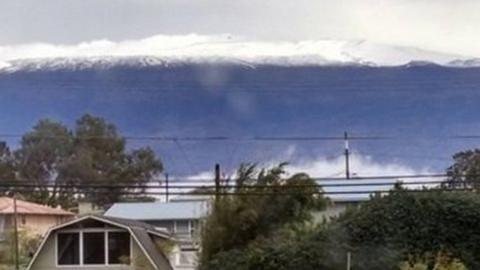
left=105, top=201, right=209, bottom=221
left=130, top=227, right=173, bottom=270
left=99, top=215, right=171, bottom=237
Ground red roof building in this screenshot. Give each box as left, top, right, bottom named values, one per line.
left=0, top=197, right=74, bottom=241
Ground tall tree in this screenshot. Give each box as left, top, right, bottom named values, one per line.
left=200, top=163, right=327, bottom=266
left=13, top=114, right=163, bottom=208
left=62, top=114, right=163, bottom=207
left=14, top=119, right=73, bottom=206
left=0, top=141, right=16, bottom=194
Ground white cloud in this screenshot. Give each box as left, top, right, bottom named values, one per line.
left=288, top=153, right=429, bottom=178
left=2, top=1, right=480, bottom=57
left=169, top=152, right=439, bottom=201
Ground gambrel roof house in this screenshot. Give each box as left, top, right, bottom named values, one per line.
left=27, top=215, right=176, bottom=270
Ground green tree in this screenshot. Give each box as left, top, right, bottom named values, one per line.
left=447, top=149, right=480, bottom=189
left=338, top=189, right=480, bottom=270
left=13, top=114, right=163, bottom=208
left=14, top=119, right=74, bottom=206
left=200, top=163, right=327, bottom=267
left=61, top=114, right=163, bottom=207
left=0, top=141, right=15, bottom=194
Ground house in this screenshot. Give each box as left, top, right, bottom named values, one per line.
left=0, top=197, right=74, bottom=242
left=105, top=200, right=209, bottom=270
left=27, top=215, right=176, bottom=270
left=313, top=196, right=369, bottom=221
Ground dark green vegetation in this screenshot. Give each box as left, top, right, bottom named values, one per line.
left=447, top=149, right=480, bottom=189
left=200, top=163, right=328, bottom=267
left=0, top=114, right=162, bottom=208
left=202, top=188, right=480, bottom=270
left=200, top=150, right=480, bottom=270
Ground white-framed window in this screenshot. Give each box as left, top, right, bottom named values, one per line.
left=174, top=220, right=191, bottom=237
left=56, top=229, right=131, bottom=266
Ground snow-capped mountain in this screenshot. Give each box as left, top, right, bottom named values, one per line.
left=0, top=34, right=478, bottom=72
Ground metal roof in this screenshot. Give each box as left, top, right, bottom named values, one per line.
left=105, top=201, right=209, bottom=221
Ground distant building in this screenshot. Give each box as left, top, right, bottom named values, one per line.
left=314, top=196, right=368, bottom=222
left=27, top=215, right=175, bottom=270
left=105, top=200, right=209, bottom=270
left=0, top=197, right=74, bottom=242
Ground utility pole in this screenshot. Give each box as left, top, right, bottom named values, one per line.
left=346, top=251, right=352, bottom=270
left=165, top=173, right=169, bottom=203
left=344, top=131, right=350, bottom=179
left=214, top=164, right=221, bottom=206
left=13, top=193, right=19, bottom=270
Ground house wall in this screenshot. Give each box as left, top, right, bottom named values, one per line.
left=146, top=220, right=199, bottom=270
left=30, top=231, right=154, bottom=270
left=3, top=214, right=72, bottom=236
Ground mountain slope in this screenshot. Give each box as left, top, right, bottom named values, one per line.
left=0, top=35, right=478, bottom=72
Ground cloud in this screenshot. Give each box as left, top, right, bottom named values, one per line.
left=169, top=152, right=438, bottom=201
left=0, top=34, right=472, bottom=70
left=287, top=153, right=430, bottom=178
left=2, top=1, right=480, bottom=57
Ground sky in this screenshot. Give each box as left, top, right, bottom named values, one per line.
left=0, top=0, right=479, bottom=190
left=0, top=0, right=480, bottom=57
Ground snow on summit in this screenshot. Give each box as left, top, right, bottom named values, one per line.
left=0, top=34, right=477, bottom=72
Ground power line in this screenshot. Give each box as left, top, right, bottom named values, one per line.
left=0, top=173, right=452, bottom=184
left=2, top=133, right=480, bottom=142
left=0, top=180, right=448, bottom=189
left=0, top=187, right=472, bottom=197
left=0, top=134, right=393, bottom=141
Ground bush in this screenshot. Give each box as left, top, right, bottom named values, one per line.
left=0, top=230, right=42, bottom=268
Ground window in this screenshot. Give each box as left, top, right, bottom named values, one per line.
left=108, top=232, right=131, bottom=264
left=56, top=230, right=131, bottom=266
left=175, top=220, right=190, bottom=236
left=83, top=232, right=105, bottom=265
left=57, top=233, right=80, bottom=265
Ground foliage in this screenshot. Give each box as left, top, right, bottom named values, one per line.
left=133, top=254, right=153, bottom=270
left=0, top=230, right=43, bottom=268
left=200, top=163, right=327, bottom=268
left=201, top=177, right=480, bottom=270
left=9, top=114, right=163, bottom=208
left=400, top=252, right=467, bottom=270
left=447, top=149, right=480, bottom=189
left=0, top=142, right=15, bottom=195
left=154, top=238, right=176, bottom=256
left=338, top=189, right=480, bottom=270
left=201, top=222, right=358, bottom=270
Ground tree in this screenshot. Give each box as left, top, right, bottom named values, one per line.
left=13, top=114, right=163, bottom=208
left=61, top=114, right=163, bottom=207
left=337, top=189, right=480, bottom=270
left=14, top=119, right=73, bottom=206
left=0, top=141, right=15, bottom=194
left=204, top=225, right=336, bottom=270
left=447, top=149, right=480, bottom=189
left=200, top=163, right=327, bottom=267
